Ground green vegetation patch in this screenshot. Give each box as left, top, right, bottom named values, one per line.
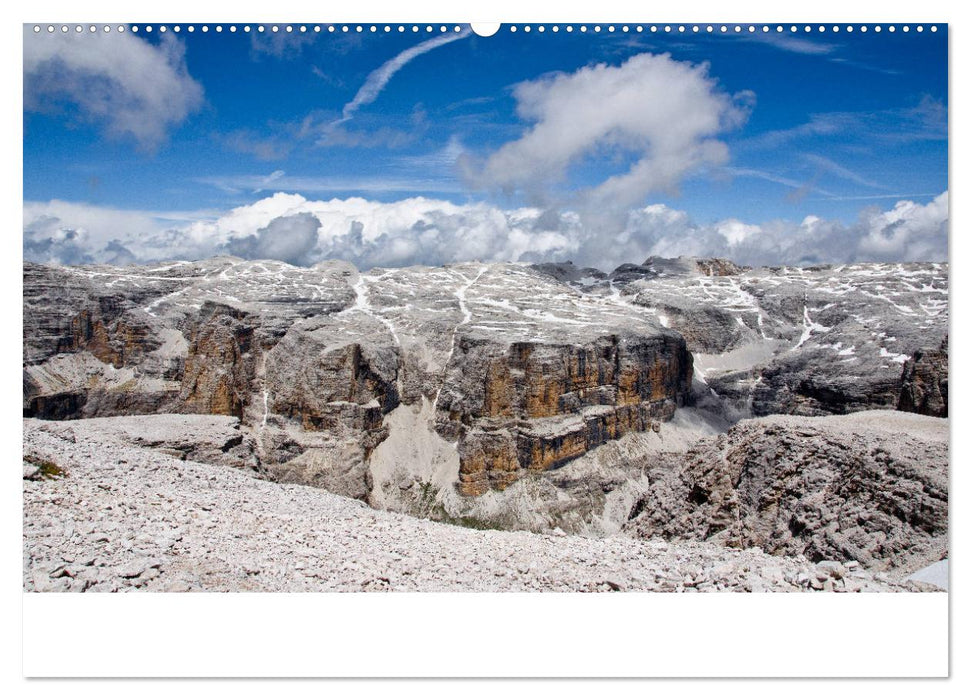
left=24, top=455, right=67, bottom=480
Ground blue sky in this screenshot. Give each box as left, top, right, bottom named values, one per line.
left=23, top=24, right=949, bottom=269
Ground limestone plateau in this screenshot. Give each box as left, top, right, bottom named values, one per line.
left=23, top=256, right=949, bottom=591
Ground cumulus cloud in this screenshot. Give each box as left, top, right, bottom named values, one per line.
left=24, top=29, right=203, bottom=150
left=23, top=200, right=174, bottom=265
left=856, top=192, right=949, bottom=262
left=468, top=53, right=752, bottom=209
left=23, top=192, right=948, bottom=271
left=226, top=212, right=321, bottom=265
left=627, top=193, right=949, bottom=267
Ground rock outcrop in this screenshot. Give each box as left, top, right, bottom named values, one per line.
left=22, top=256, right=950, bottom=589
left=439, top=332, right=691, bottom=496
left=538, top=258, right=949, bottom=419
left=23, top=259, right=692, bottom=502
left=23, top=417, right=924, bottom=592
left=898, top=336, right=948, bottom=417
left=624, top=411, right=948, bottom=574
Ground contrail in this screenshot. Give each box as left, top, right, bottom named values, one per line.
left=337, top=30, right=470, bottom=124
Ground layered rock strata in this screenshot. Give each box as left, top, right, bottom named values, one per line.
left=23, top=259, right=691, bottom=499
left=23, top=417, right=925, bottom=592
left=538, top=258, right=949, bottom=419
left=624, top=410, right=948, bottom=574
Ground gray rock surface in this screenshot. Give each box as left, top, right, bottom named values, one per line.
left=23, top=256, right=950, bottom=544
left=26, top=414, right=260, bottom=471
left=24, top=259, right=691, bottom=499
left=537, top=257, right=948, bottom=418
left=23, top=417, right=921, bottom=592
left=624, top=410, right=948, bottom=575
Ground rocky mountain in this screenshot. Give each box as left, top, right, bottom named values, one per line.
left=536, top=257, right=948, bottom=419
left=24, top=258, right=693, bottom=505
left=624, top=410, right=948, bottom=574
left=23, top=417, right=926, bottom=592
left=23, top=256, right=949, bottom=583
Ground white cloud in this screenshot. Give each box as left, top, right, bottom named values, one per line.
left=23, top=192, right=949, bottom=271
left=24, top=29, right=203, bottom=150
left=227, top=212, right=321, bottom=265
left=23, top=200, right=176, bottom=265
left=249, top=29, right=317, bottom=59
left=857, top=191, right=949, bottom=262
left=803, top=154, right=886, bottom=190
left=469, top=53, right=751, bottom=209
left=253, top=170, right=287, bottom=193
left=749, top=34, right=836, bottom=56
left=336, top=32, right=469, bottom=124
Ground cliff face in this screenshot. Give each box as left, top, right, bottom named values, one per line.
left=23, top=255, right=947, bottom=530
left=624, top=411, right=948, bottom=575
left=535, top=258, right=949, bottom=420
left=438, top=334, right=691, bottom=495
left=23, top=255, right=951, bottom=542
left=898, top=336, right=948, bottom=417
left=23, top=259, right=691, bottom=501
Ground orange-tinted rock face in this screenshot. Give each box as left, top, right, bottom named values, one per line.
left=179, top=303, right=256, bottom=418
left=440, top=333, right=692, bottom=496
left=64, top=308, right=157, bottom=368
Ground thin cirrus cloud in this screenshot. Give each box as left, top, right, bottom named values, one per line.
left=225, top=33, right=468, bottom=154
left=743, top=97, right=947, bottom=151
left=23, top=191, right=949, bottom=271
left=748, top=32, right=838, bottom=56
left=334, top=30, right=470, bottom=126
left=23, top=28, right=203, bottom=151
left=802, top=154, right=887, bottom=190
left=466, top=52, right=755, bottom=211
left=315, top=32, right=470, bottom=150
left=197, top=172, right=465, bottom=196
left=721, top=167, right=838, bottom=199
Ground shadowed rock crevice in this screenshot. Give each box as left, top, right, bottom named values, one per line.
left=624, top=411, right=947, bottom=574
